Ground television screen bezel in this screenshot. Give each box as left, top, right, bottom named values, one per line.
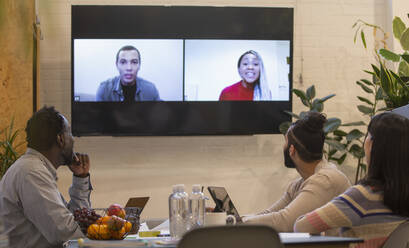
left=71, top=5, right=293, bottom=136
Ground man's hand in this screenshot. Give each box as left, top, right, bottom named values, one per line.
left=69, top=153, right=90, bottom=178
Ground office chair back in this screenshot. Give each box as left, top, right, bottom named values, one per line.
left=383, top=221, right=409, bottom=248
left=178, top=225, right=283, bottom=248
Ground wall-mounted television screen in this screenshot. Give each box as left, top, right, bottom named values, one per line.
left=71, top=5, right=293, bottom=136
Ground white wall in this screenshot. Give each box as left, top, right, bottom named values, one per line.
left=38, top=0, right=392, bottom=220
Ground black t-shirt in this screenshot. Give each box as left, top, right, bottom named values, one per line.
left=122, top=83, right=136, bottom=102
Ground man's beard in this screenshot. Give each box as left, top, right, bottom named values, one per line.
left=62, top=149, right=75, bottom=165
left=283, top=145, right=296, bottom=168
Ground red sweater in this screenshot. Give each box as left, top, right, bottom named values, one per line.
left=219, top=81, right=254, bottom=101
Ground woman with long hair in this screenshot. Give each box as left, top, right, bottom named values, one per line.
left=294, top=112, right=409, bottom=247
left=219, top=50, right=272, bottom=101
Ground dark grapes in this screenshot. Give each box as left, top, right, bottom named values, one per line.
left=73, top=208, right=102, bottom=234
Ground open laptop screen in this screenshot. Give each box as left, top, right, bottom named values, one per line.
left=208, top=186, right=242, bottom=222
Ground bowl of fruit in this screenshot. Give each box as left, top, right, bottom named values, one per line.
left=74, top=204, right=141, bottom=240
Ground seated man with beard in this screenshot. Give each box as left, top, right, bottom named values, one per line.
left=0, top=106, right=92, bottom=248
left=242, top=111, right=351, bottom=232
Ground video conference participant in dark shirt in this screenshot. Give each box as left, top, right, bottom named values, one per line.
left=96, top=45, right=161, bottom=102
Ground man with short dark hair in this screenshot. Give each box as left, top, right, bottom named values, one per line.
left=0, top=106, right=92, bottom=247
left=96, top=45, right=161, bottom=102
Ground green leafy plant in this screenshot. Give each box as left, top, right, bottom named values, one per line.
left=279, top=85, right=366, bottom=169
left=354, top=15, right=409, bottom=110
left=352, top=14, right=409, bottom=181
left=0, top=119, right=24, bottom=180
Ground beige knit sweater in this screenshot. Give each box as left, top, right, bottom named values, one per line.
left=242, top=159, right=351, bottom=232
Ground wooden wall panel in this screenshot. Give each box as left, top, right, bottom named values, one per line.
left=0, top=0, right=35, bottom=152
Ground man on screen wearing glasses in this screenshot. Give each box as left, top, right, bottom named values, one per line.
left=96, top=45, right=161, bottom=102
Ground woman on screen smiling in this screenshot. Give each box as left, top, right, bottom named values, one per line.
left=219, top=50, right=272, bottom=101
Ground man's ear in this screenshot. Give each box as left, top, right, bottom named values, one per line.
left=289, top=144, right=296, bottom=156
left=56, top=133, right=65, bottom=148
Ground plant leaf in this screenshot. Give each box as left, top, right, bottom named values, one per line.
left=333, top=129, right=347, bottom=136
left=390, top=70, right=409, bottom=93
left=393, top=17, right=406, bottom=40
left=354, top=26, right=360, bottom=44
left=371, top=64, right=380, bottom=77
left=299, top=111, right=309, bottom=119
left=356, top=81, right=374, bottom=93
left=401, top=28, right=409, bottom=51
left=379, top=49, right=401, bottom=62
left=324, top=118, right=341, bottom=133
left=341, top=121, right=366, bottom=126
left=357, top=105, right=373, bottom=115
left=357, top=96, right=374, bottom=106
left=361, top=30, right=367, bottom=48
left=311, top=99, right=323, bottom=112
left=319, top=94, right=336, bottom=103
left=349, top=144, right=365, bottom=158
left=325, top=139, right=345, bottom=151
left=292, top=89, right=307, bottom=101
left=306, top=85, right=316, bottom=100
left=375, top=87, right=384, bottom=100
left=399, top=60, right=409, bottom=77
left=379, top=64, right=392, bottom=95
left=346, top=129, right=365, bottom=142
left=284, top=111, right=300, bottom=119
left=328, top=149, right=337, bottom=157
left=292, top=89, right=310, bottom=107
left=279, top=121, right=291, bottom=134
left=402, top=55, right=409, bottom=64
left=331, top=153, right=347, bottom=165
left=377, top=107, right=390, bottom=112
left=360, top=79, right=373, bottom=86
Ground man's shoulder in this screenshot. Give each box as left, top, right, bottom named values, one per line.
left=316, top=161, right=348, bottom=179
left=1, top=154, right=48, bottom=190
left=137, top=77, right=157, bottom=89
left=9, top=153, right=47, bottom=175
left=99, top=76, right=120, bottom=88
left=306, top=161, right=351, bottom=191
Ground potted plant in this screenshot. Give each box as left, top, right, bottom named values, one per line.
left=0, top=119, right=24, bottom=180
left=279, top=85, right=365, bottom=168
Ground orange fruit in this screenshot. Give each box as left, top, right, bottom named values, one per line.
left=124, top=221, right=132, bottom=233
left=111, top=227, right=126, bottom=240
left=107, top=216, right=125, bottom=231
left=96, top=216, right=112, bottom=225
left=95, top=224, right=111, bottom=240
left=87, top=224, right=99, bottom=239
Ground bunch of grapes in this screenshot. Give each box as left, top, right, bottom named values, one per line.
left=74, top=208, right=102, bottom=234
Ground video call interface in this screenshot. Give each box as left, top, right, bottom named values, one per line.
left=73, top=39, right=290, bottom=102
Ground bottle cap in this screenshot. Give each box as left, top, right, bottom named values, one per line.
left=192, top=184, right=201, bottom=192
left=176, top=184, right=185, bottom=192
left=172, top=185, right=179, bottom=193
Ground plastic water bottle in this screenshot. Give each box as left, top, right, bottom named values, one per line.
left=188, top=184, right=205, bottom=229
left=169, top=184, right=189, bottom=239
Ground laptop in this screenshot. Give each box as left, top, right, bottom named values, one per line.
left=207, top=186, right=243, bottom=223
left=125, top=196, right=149, bottom=215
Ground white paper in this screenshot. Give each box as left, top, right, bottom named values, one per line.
left=279, top=232, right=311, bottom=239
left=151, top=219, right=169, bottom=232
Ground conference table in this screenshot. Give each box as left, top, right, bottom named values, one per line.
left=65, top=233, right=363, bottom=248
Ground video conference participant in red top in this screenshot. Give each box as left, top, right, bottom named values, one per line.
left=219, top=50, right=272, bottom=101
